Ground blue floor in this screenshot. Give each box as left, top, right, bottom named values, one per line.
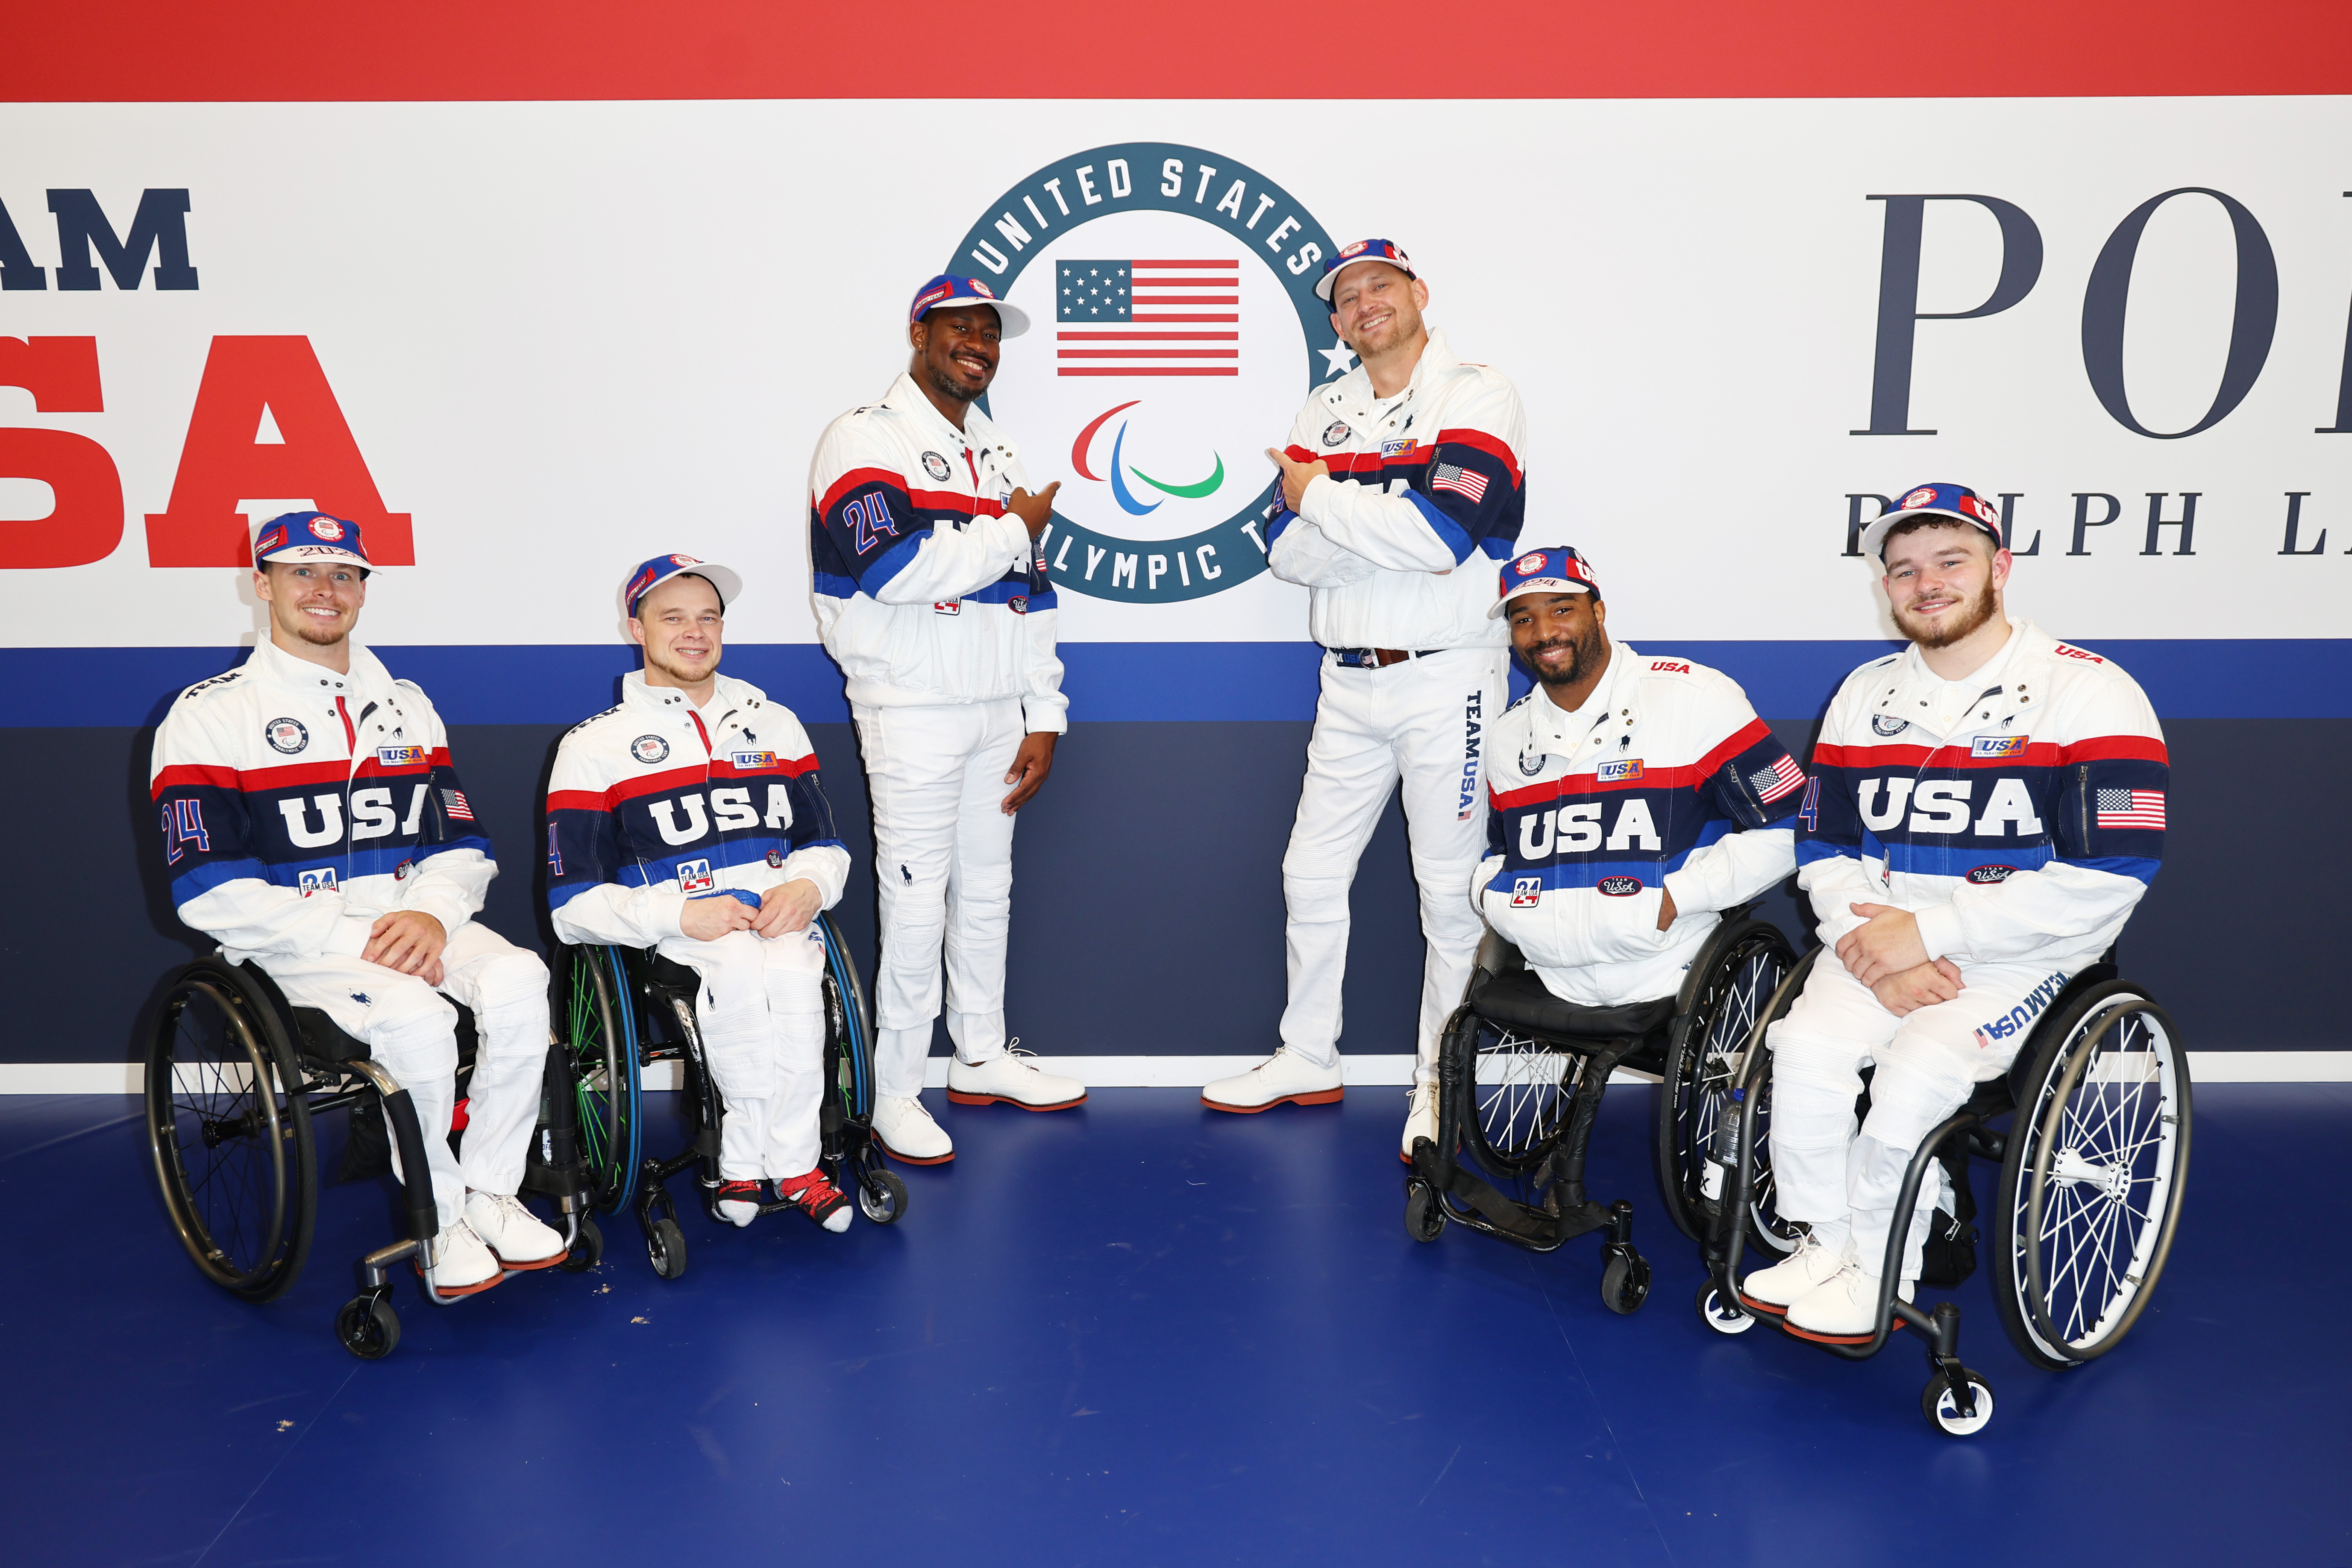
left=4, top=1082, right=2344, bottom=1567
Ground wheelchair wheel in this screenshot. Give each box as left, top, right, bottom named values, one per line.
left=562, top=947, right=639, bottom=1215
left=1656, top=921, right=1795, bottom=1245
left=1991, top=982, right=2191, bottom=1369
left=818, top=913, right=876, bottom=1121
left=1448, top=1008, right=1578, bottom=1178
left=335, top=1294, right=401, bottom=1360
left=857, top=1169, right=909, bottom=1226
left=145, top=960, right=317, bottom=1302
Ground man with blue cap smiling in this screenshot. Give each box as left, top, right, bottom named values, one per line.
left=805, top=276, right=1082, bottom=1166
left=151, top=512, right=566, bottom=1295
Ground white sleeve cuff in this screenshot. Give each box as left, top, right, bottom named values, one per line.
left=1912, top=901, right=1967, bottom=963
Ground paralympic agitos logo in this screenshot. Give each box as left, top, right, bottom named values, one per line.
left=947, top=142, right=1344, bottom=603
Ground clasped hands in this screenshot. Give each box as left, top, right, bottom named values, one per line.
left=679, top=879, right=823, bottom=942
left=1836, top=901, right=1966, bottom=1017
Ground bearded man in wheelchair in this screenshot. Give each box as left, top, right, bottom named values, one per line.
left=1741, top=485, right=2169, bottom=1342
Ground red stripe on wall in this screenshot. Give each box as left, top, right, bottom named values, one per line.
left=15, top=1, right=2341, bottom=100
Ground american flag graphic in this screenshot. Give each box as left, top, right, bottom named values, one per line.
left=1429, top=462, right=1489, bottom=503
left=1057, top=259, right=1238, bottom=377
left=440, top=788, right=475, bottom=822
left=2094, top=788, right=2165, bottom=830
left=1750, top=754, right=1807, bottom=803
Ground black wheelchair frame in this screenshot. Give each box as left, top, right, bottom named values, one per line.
left=1694, top=946, right=2194, bottom=1435
left=1403, top=907, right=1799, bottom=1315
left=145, top=954, right=597, bottom=1360
left=558, top=911, right=905, bottom=1280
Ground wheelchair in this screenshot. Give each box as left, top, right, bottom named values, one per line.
left=145, top=954, right=598, bottom=1361
left=557, top=911, right=905, bottom=1279
left=1692, top=947, right=2193, bottom=1436
left=1403, top=905, right=1800, bottom=1315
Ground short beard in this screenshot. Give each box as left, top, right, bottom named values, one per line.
left=1894, top=579, right=1999, bottom=649
left=925, top=361, right=984, bottom=405
left=645, top=645, right=719, bottom=685
left=282, top=610, right=349, bottom=648
left=1527, top=624, right=1609, bottom=690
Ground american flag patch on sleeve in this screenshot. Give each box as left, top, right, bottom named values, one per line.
left=2094, top=788, right=2164, bottom=830
left=1749, top=753, right=1807, bottom=803
left=440, top=788, right=475, bottom=822
left=1428, top=462, right=1489, bottom=503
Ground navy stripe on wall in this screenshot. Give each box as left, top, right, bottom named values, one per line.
left=9, top=639, right=2348, bottom=727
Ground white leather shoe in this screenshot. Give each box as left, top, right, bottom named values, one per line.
left=946, top=1045, right=1087, bottom=1110
left=1400, top=1081, right=1439, bottom=1164
left=873, top=1094, right=954, bottom=1165
left=464, top=1191, right=567, bottom=1268
left=1201, top=1048, right=1344, bottom=1113
left=1737, top=1230, right=1845, bottom=1315
left=419, top=1219, right=503, bottom=1296
left=1786, top=1262, right=1914, bottom=1343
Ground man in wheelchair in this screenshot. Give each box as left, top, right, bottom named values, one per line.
left=1462, top=546, right=1805, bottom=1147
left=1743, top=483, right=2168, bottom=1341
left=150, top=512, right=565, bottom=1295
left=546, top=555, right=857, bottom=1231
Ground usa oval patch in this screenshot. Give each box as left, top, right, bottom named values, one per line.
left=1967, top=865, right=2017, bottom=884
left=1597, top=875, right=1643, bottom=896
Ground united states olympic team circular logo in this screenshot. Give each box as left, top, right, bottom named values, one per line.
left=948, top=142, right=1343, bottom=603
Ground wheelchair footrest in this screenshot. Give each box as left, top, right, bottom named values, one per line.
left=1414, top=1145, right=1612, bottom=1249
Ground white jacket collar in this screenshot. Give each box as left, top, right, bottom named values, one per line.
left=882, top=371, right=1015, bottom=461
left=1324, top=328, right=1461, bottom=419
left=246, top=635, right=394, bottom=702
left=1893, top=617, right=2033, bottom=699
left=1527, top=638, right=1639, bottom=746
left=622, top=668, right=761, bottom=717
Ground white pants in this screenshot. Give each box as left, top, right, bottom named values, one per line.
left=854, top=698, right=1024, bottom=1100
left=259, top=920, right=549, bottom=1231
left=656, top=924, right=829, bottom=1181
left=1767, top=951, right=2082, bottom=1281
left=1280, top=646, right=1508, bottom=1085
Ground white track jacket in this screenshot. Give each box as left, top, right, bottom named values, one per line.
left=1797, top=620, right=2167, bottom=970
left=807, top=372, right=1067, bottom=733
left=1265, top=330, right=1525, bottom=652
left=546, top=672, right=850, bottom=948
left=149, top=638, right=496, bottom=963
left=1476, top=644, right=1804, bottom=1005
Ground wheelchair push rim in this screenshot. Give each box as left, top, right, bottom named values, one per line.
left=145, top=965, right=317, bottom=1300
left=1659, top=921, right=1799, bottom=1251
left=1461, top=1013, right=1582, bottom=1178
left=2008, top=993, right=2190, bottom=1364
left=564, top=946, right=640, bottom=1215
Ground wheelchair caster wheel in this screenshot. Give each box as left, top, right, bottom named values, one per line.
left=858, top=1170, right=909, bottom=1225
left=1695, top=1281, right=1754, bottom=1334
left=1600, top=1247, right=1650, bottom=1315
left=335, top=1295, right=401, bottom=1360
left=646, top=1216, right=689, bottom=1281
left=558, top=1215, right=603, bottom=1273
left=1403, top=1182, right=1445, bottom=1243
left=1923, top=1369, right=1995, bottom=1436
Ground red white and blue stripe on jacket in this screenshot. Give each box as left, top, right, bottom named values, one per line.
left=545, top=704, right=843, bottom=913
left=1266, top=423, right=1525, bottom=568
left=153, top=682, right=489, bottom=907
left=1484, top=701, right=1806, bottom=896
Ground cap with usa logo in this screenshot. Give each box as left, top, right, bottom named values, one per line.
left=622, top=552, right=745, bottom=617
left=908, top=273, right=1031, bottom=338
left=253, top=511, right=372, bottom=572
left=1316, top=238, right=1419, bottom=302
left=1859, top=482, right=2004, bottom=558
left=1490, top=546, right=1600, bottom=617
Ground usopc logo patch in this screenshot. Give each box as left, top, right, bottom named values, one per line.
left=948, top=142, right=1337, bottom=603
left=264, top=717, right=308, bottom=754
left=631, top=734, right=670, bottom=765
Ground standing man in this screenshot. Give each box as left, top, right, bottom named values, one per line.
left=807, top=274, right=1085, bottom=1166
left=1740, top=484, right=2167, bottom=1340
left=1203, top=240, right=1527, bottom=1163
left=546, top=555, right=856, bottom=1230
left=150, top=512, right=565, bottom=1295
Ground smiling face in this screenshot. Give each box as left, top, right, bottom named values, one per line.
left=1881, top=521, right=2010, bottom=649
left=1328, top=260, right=1428, bottom=360
left=1508, top=590, right=1610, bottom=694
left=910, top=304, right=1004, bottom=404
left=254, top=560, right=367, bottom=651
left=630, top=573, right=725, bottom=690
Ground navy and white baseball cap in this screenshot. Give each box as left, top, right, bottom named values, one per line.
left=908, top=273, right=1031, bottom=338
left=1859, top=482, right=2005, bottom=558
left=1491, top=546, right=1600, bottom=617
left=623, top=552, right=744, bottom=617
left=1317, top=238, right=1419, bottom=302
left=253, top=511, right=372, bottom=572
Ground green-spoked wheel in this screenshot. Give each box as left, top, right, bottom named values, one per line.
left=562, top=947, right=638, bottom=1214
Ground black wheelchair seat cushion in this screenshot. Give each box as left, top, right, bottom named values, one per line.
left=1468, top=969, right=1675, bottom=1043
left=289, top=1007, right=373, bottom=1063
